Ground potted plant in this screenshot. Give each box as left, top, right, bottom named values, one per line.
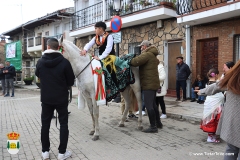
left=159, top=0, right=175, bottom=8
left=109, top=4, right=114, bottom=16
left=140, top=0, right=152, bottom=7
left=23, top=76, right=34, bottom=85
left=125, top=4, right=130, bottom=12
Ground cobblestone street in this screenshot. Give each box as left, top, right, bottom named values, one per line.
left=0, top=89, right=226, bottom=160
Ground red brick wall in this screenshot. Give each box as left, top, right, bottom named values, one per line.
left=191, top=18, right=240, bottom=81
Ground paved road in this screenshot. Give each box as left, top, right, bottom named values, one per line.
left=0, top=89, right=226, bottom=160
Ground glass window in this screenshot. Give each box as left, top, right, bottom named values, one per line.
left=234, top=35, right=240, bottom=63
left=45, top=31, right=49, bottom=36
left=55, top=26, right=60, bottom=35
left=128, top=42, right=141, bottom=55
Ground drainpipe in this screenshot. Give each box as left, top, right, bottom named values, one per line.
left=102, top=0, right=106, bottom=21
left=186, top=25, right=191, bottom=99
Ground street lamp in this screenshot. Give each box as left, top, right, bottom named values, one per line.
left=113, top=0, right=122, bottom=15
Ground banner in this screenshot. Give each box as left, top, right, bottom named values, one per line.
left=5, top=41, right=22, bottom=71
left=6, top=42, right=16, bottom=58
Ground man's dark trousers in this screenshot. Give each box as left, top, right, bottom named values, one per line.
left=41, top=102, right=69, bottom=154
left=143, top=90, right=161, bottom=127
left=176, top=80, right=187, bottom=99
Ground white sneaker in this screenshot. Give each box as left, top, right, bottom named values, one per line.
left=160, top=114, right=167, bottom=119
left=136, top=111, right=139, bottom=115
left=58, top=151, right=72, bottom=160
left=142, top=111, right=146, bottom=116
left=42, top=151, right=49, bottom=160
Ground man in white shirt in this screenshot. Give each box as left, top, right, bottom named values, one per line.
left=80, top=21, right=115, bottom=60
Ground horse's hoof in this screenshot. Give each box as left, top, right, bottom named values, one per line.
left=92, top=136, right=99, bottom=141
left=118, top=124, right=125, bottom=127
left=125, top=119, right=129, bottom=122
left=89, top=131, right=95, bottom=135
left=138, top=126, right=143, bottom=130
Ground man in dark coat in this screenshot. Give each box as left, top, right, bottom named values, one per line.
left=0, top=63, right=6, bottom=96
left=4, top=61, right=16, bottom=97
left=131, top=40, right=163, bottom=133
left=175, top=56, right=191, bottom=102
left=35, top=38, right=75, bottom=160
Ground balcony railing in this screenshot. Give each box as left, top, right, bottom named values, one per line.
left=72, top=0, right=175, bottom=30
left=72, top=2, right=103, bottom=30
left=105, top=0, right=165, bottom=20
left=35, top=36, right=42, bottom=46
left=28, top=38, right=34, bottom=47
left=176, top=0, right=234, bottom=15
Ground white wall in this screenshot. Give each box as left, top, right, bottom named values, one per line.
left=33, top=18, right=71, bottom=37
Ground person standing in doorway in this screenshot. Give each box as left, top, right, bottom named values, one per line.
left=4, top=61, right=15, bottom=97
left=0, top=63, right=6, bottom=96
left=36, top=38, right=75, bottom=160
left=175, top=56, right=191, bottom=102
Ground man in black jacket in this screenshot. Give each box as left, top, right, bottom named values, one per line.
left=4, top=61, right=15, bottom=97
left=35, top=38, right=75, bottom=160
left=0, top=63, right=6, bottom=96
left=176, top=56, right=191, bottom=102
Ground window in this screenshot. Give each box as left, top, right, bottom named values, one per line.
left=45, top=31, right=49, bottom=36
left=128, top=42, right=141, bottom=55
left=234, top=35, right=240, bottom=63
left=64, top=23, right=70, bottom=31
left=55, top=26, right=60, bottom=35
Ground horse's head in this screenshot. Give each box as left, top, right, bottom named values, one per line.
left=58, top=35, right=81, bottom=60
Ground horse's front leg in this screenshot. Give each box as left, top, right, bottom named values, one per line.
left=86, top=98, right=95, bottom=136
left=91, top=99, right=99, bottom=141
left=119, top=87, right=130, bottom=127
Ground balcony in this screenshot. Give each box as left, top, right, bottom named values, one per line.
left=35, top=36, right=42, bottom=46
left=70, top=0, right=177, bottom=37
left=176, top=0, right=240, bottom=25
left=27, top=36, right=42, bottom=56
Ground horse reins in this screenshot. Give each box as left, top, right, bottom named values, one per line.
left=75, top=58, right=94, bottom=78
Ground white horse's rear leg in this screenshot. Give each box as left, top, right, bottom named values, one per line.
left=130, top=66, right=143, bottom=130
left=119, top=86, right=130, bottom=127
left=131, top=84, right=143, bottom=130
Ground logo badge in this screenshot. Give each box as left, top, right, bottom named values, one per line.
left=7, top=132, right=20, bottom=154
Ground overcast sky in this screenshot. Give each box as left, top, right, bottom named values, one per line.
left=0, top=0, right=74, bottom=34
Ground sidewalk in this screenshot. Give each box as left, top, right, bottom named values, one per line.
left=18, top=84, right=203, bottom=122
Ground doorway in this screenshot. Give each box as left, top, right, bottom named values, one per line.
left=168, top=42, right=182, bottom=90
left=197, top=38, right=218, bottom=77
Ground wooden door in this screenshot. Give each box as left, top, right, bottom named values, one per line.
left=168, top=42, right=182, bottom=90
left=201, top=39, right=218, bottom=76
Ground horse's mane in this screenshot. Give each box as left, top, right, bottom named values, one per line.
left=63, top=40, right=81, bottom=53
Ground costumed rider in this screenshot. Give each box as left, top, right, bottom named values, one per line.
left=80, top=21, right=115, bottom=60
left=80, top=21, right=135, bottom=103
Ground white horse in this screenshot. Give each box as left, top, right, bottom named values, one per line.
left=59, top=37, right=143, bottom=141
